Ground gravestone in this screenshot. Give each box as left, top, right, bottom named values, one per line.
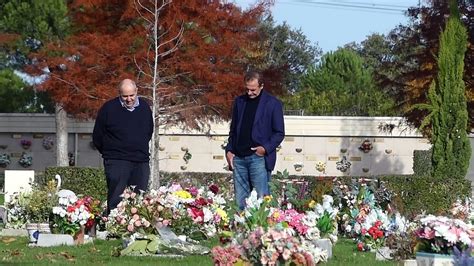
left=4, top=170, right=34, bottom=203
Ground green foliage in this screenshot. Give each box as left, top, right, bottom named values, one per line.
left=24, top=180, right=58, bottom=223
left=257, top=15, right=321, bottom=92
left=43, top=167, right=107, bottom=201
left=381, top=175, right=471, bottom=217
left=316, top=212, right=335, bottom=237
left=0, top=0, right=70, bottom=41
left=0, top=69, right=53, bottom=113
left=285, top=48, right=397, bottom=116
left=429, top=9, right=471, bottom=180
left=413, top=149, right=433, bottom=176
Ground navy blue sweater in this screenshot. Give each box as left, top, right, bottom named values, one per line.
left=92, top=97, right=154, bottom=162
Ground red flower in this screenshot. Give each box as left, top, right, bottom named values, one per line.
left=357, top=242, right=364, bottom=251
left=376, top=230, right=384, bottom=238
left=209, top=184, right=219, bottom=194
left=194, top=197, right=208, bottom=207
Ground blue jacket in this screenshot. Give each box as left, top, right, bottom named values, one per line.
left=226, top=90, right=285, bottom=171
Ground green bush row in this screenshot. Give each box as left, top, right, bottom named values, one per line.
left=43, top=167, right=107, bottom=201
left=40, top=146, right=470, bottom=217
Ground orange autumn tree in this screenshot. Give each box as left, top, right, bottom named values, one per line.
left=32, top=0, right=276, bottom=186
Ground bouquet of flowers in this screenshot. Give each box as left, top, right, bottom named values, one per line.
left=213, top=190, right=328, bottom=265
left=106, top=184, right=229, bottom=240
left=310, top=195, right=339, bottom=242
left=52, top=195, right=92, bottom=235
left=5, top=191, right=29, bottom=229
left=106, top=187, right=165, bottom=237
left=414, top=215, right=474, bottom=255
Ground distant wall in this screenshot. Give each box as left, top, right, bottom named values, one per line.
left=0, top=113, right=449, bottom=178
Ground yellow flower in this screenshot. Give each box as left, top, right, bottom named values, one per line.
left=272, top=210, right=280, bottom=219
left=174, top=190, right=192, bottom=199
left=264, top=195, right=272, bottom=203
left=308, top=200, right=316, bottom=208
left=215, top=208, right=229, bottom=223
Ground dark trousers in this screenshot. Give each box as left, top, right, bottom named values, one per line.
left=104, top=159, right=150, bottom=214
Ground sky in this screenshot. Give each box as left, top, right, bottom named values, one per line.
left=233, top=0, right=420, bottom=53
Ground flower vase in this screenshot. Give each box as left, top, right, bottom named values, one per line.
left=314, top=238, right=332, bottom=258
left=74, top=226, right=85, bottom=245
left=416, top=252, right=454, bottom=266
left=87, top=221, right=97, bottom=238
left=26, top=223, right=39, bottom=243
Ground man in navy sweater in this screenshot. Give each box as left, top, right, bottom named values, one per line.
left=93, top=79, right=154, bottom=214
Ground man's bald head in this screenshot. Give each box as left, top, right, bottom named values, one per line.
left=118, top=79, right=138, bottom=109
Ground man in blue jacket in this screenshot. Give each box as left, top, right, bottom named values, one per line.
left=225, top=71, right=285, bottom=210
left=93, top=79, right=154, bottom=214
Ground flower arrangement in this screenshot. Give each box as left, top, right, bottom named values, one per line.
left=213, top=190, right=328, bottom=265
left=106, top=184, right=228, bottom=240
left=0, top=153, right=10, bottom=167
left=42, top=136, right=54, bottom=150
left=20, top=139, right=32, bottom=149
left=336, top=156, right=351, bottom=172
left=315, top=161, right=326, bottom=173
left=357, top=220, right=385, bottom=251
left=52, top=195, right=92, bottom=235
left=18, top=152, right=32, bottom=168
left=5, top=191, right=29, bottom=229
left=359, top=139, right=373, bottom=153
left=310, top=195, right=339, bottom=242
left=414, top=215, right=474, bottom=255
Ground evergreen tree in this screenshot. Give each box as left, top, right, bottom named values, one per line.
left=417, top=2, right=471, bottom=179
left=285, top=49, right=396, bottom=116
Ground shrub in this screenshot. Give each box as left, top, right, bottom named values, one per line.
left=43, top=167, right=107, bottom=201
left=381, top=175, right=470, bottom=218
left=413, top=149, right=432, bottom=177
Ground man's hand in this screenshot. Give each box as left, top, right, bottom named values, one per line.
left=251, top=146, right=266, bottom=156
left=226, top=151, right=235, bottom=171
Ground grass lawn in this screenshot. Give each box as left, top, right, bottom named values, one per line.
left=0, top=236, right=398, bottom=265
left=324, top=239, right=397, bottom=266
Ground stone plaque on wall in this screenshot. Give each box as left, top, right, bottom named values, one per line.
left=33, top=134, right=44, bottom=138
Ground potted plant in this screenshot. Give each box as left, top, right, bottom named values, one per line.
left=414, top=215, right=474, bottom=265
left=24, top=181, right=58, bottom=243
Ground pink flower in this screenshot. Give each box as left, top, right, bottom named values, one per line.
left=143, top=220, right=151, bottom=227
left=187, top=186, right=199, bottom=197
left=132, top=214, right=139, bottom=221
left=131, top=207, right=138, bottom=214
left=127, top=224, right=134, bottom=232
left=134, top=220, right=142, bottom=227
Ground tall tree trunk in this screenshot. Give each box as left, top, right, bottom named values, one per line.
left=55, top=103, right=68, bottom=166
left=149, top=0, right=161, bottom=189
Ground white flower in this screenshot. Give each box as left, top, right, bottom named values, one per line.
left=245, top=190, right=262, bottom=210
left=459, top=231, right=471, bottom=246
left=443, top=230, right=458, bottom=244
left=203, top=208, right=213, bottom=223
left=345, top=224, right=352, bottom=233
left=434, top=224, right=450, bottom=238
